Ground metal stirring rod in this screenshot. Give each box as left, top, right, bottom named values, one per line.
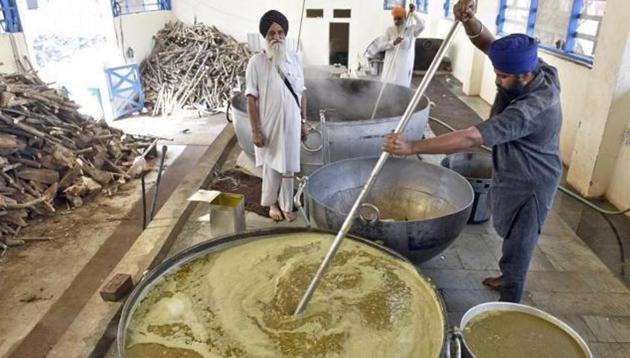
left=294, top=22, right=462, bottom=315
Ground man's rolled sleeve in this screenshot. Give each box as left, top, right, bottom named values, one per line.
left=245, top=58, right=258, bottom=98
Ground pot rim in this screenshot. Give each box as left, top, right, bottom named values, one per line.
left=116, top=227, right=449, bottom=357
left=305, top=156, right=475, bottom=224
left=458, top=301, right=593, bottom=358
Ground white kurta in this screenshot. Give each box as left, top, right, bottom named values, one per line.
left=374, top=12, right=425, bottom=87
left=245, top=50, right=305, bottom=173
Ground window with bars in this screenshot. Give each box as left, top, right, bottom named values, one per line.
left=0, top=0, right=22, bottom=33
left=111, top=0, right=170, bottom=17
left=496, top=0, right=535, bottom=35
left=572, top=0, right=606, bottom=59
left=384, top=0, right=425, bottom=12
left=496, top=0, right=606, bottom=66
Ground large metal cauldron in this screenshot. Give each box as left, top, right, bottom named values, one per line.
left=230, top=77, right=430, bottom=174
left=305, top=157, right=474, bottom=264
left=117, top=228, right=448, bottom=357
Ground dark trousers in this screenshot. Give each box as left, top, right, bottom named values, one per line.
left=498, top=197, right=542, bottom=303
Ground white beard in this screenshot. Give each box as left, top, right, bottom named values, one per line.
left=266, top=40, right=287, bottom=66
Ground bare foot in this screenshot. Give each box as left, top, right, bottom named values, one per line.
left=482, top=275, right=504, bottom=290
left=269, top=204, right=284, bottom=221
left=283, top=210, right=297, bottom=222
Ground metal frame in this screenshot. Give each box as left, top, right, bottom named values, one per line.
left=383, top=0, right=424, bottom=11
left=419, top=0, right=429, bottom=14
left=563, top=0, right=584, bottom=53
left=112, top=0, right=171, bottom=17
left=105, top=64, right=144, bottom=119
left=0, top=0, right=22, bottom=33
left=526, top=0, right=538, bottom=36
left=442, top=0, right=452, bottom=18
left=496, top=0, right=535, bottom=36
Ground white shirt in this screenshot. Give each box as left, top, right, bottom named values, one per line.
left=374, top=12, right=425, bottom=87
left=245, top=50, right=305, bottom=173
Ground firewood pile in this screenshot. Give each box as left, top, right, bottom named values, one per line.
left=141, top=21, right=251, bottom=116
left=0, top=71, right=156, bottom=251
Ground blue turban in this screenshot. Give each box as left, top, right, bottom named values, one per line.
left=259, top=10, right=288, bottom=37
left=489, top=34, right=539, bottom=74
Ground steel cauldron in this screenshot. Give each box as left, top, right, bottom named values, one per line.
left=304, top=157, right=474, bottom=264
left=230, top=77, right=431, bottom=174
left=117, top=228, right=449, bottom=357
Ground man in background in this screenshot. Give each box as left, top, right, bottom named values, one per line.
left=371, top=3, right=425, bottom=87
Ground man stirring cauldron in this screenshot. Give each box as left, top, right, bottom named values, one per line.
left=383, top=0, right=563, bottom=303
left=370, top=3, right=425, bottom=87
left=245, top=10, right=307, bottom=222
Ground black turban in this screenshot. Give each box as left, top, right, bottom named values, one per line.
left=259, top=10, right=288, bottom=37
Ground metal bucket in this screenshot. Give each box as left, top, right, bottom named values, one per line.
left=305, top=157, right=474, bottom=264
left=229, top=77, right=431, bottom=175
left=457, top=302, right=593, bottom=358
left=209, top=192, right=246, bottom=236
left=441, top=152, right=493, bottom=224
left=117, top=228, right=449, bottom=357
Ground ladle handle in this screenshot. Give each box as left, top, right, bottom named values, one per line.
left=293, top=21, right=463, bottom=316
left=294, top=176, right=310, bottom=228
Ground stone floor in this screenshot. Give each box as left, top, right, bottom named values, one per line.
left=421, top=212, right=630, bottom=357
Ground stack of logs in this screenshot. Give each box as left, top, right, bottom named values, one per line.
left=0, top=71, right=155, bottom=249
left=141, top=21, right=251, bottom=115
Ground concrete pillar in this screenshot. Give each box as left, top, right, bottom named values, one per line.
left=566, top=0, right=630, bottom=199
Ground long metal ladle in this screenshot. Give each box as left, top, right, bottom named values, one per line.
left=294, top=21, right=463, bottom=315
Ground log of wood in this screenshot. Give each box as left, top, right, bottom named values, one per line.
left=17, top=168, right=59, bottom=184
left=0, top=134, right=20, bottom=149
left=77, top=159, right=113, bottom=186
left=0, top=209, right=28, bottom=227
left=140, top=20, right=251, bottom=115
left=63, top=176, right=101, bottom=207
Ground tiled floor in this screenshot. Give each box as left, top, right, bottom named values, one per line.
left=417, top=197, right=630, bottom=357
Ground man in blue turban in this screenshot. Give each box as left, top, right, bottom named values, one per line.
left=383, top=0, right=562, bottom=303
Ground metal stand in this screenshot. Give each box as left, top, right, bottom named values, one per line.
left=293, top=22, right=463, bottom=315
left=141, top=173, right=147, bottom=230
left=149, top=146, right=168, bottom=221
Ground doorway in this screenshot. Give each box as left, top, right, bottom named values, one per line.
left=329, top=22, right=349, bottom=67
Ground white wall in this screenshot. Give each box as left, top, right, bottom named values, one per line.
left=115, top=11, right=175, bottom=64
left=169, top=0, right=629, bottom=211
left=0, top=33, right=30, bottom=74
left=172, top=0, right=426, bottom=71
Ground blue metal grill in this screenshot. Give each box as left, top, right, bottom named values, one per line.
left=105, top=64, right=144, bottom=119
left=0, top=0, right=22, bottom=33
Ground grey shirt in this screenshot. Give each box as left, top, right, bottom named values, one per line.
left=476, top=61, right=563, bottom=237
